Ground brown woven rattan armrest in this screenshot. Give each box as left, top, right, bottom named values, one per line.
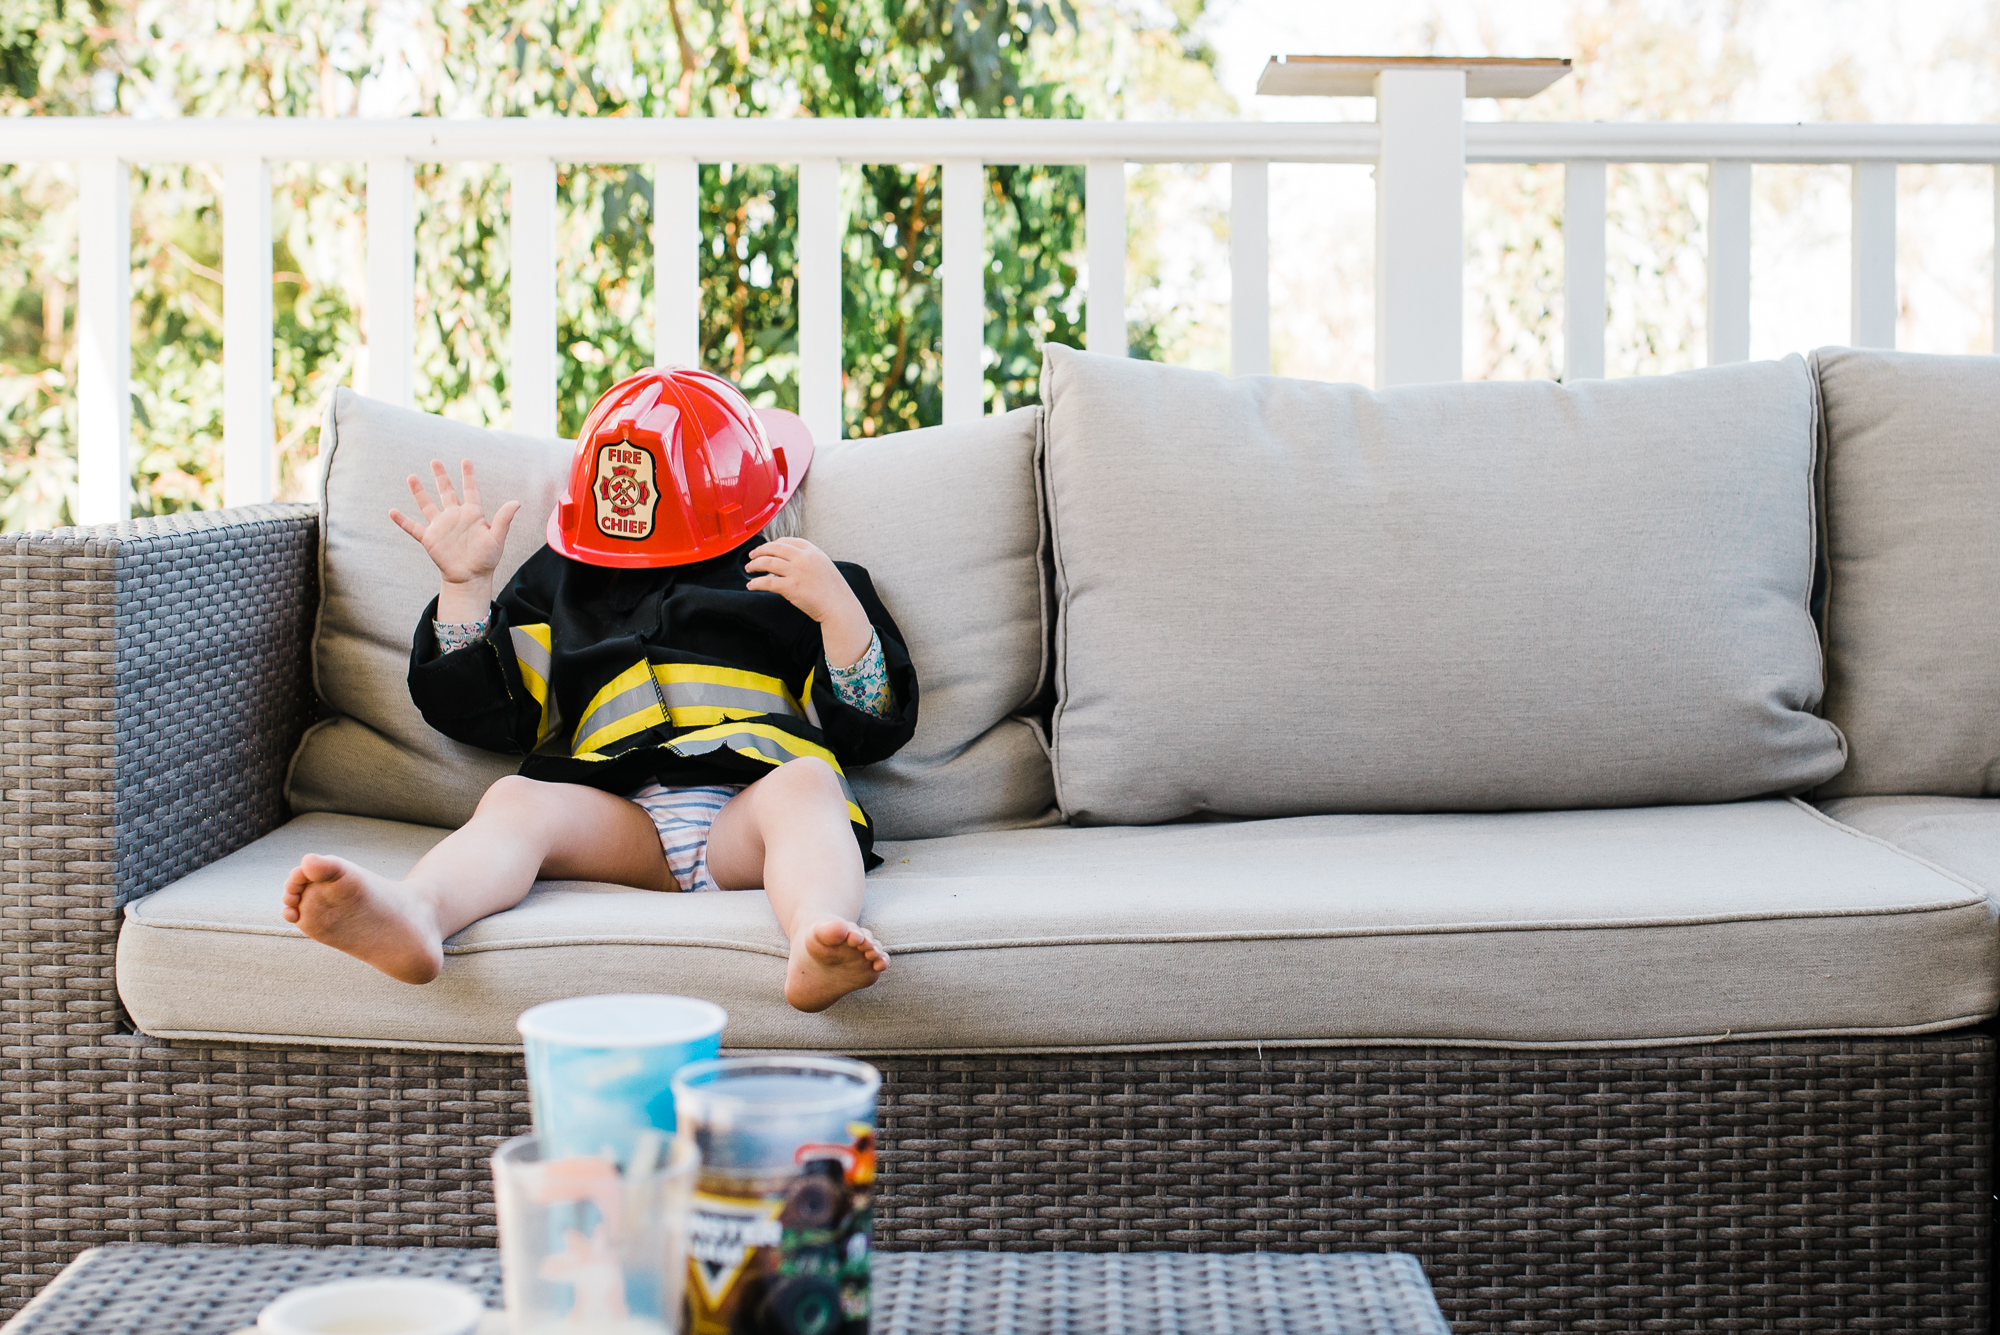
left=0, top=503, right=318, bottom=988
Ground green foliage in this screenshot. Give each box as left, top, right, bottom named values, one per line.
left=0, top=0, right=1225, bottom=527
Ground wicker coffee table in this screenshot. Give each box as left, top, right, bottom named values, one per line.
left=3, top=1243, right=1450, bottom=1335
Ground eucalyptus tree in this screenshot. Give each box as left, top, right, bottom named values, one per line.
left=0, top=0, right=1222, bottom=524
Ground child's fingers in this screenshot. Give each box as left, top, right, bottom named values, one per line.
left=388, top=508, right=426, bottom=541
left=490, top=499, right=521, bottom=546
left=460, top=459, right=481, bottom=511
left=430, top=459, right=460, bottom=508
left=407, top=474, right=441, bottom=520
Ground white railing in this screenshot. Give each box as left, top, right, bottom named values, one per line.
left=10, top=114, right=2000, bottom=522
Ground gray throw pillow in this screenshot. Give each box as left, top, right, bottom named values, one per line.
left=287, top=389, right=570, bottom=826
left=289, top=390, right=1055, bottom=838
left=1040, top=345, right=1846, bottom=824
left=801, top=408, right=1055, bottom=839
left=1813, top=348, right=2000, bottom=798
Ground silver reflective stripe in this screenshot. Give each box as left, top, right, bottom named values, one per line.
left=659, top=678, right=803, bottom=719
left=671, top=730, right=857, bottom=803
left=509, top=626, right=553, bottom=687
left=572, top=677, right=665, bottom=753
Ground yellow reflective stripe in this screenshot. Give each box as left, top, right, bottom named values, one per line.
left=800, top=667, right=821, bottom=729
left=668, top=722, right=867, bottom=828
left=509, top=624, right=555, bottom=744
left=651, top=662, right=805, bottom=725
left=571, top=659, right=666, bottom=757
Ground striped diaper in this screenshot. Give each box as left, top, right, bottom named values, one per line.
left=627, top=782, right=745, bottom=893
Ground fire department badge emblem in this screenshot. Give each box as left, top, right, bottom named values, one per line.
left=592, top=435, right=661, bottom=542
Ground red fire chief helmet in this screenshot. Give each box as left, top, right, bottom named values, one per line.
left=546, top=368, right=814, bottom=569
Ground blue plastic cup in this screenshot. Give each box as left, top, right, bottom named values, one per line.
left=517, top=993, right=727, bottom=1164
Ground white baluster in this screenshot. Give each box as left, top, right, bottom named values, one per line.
left=364, top=157, right=416, bottom=409
left=1375, top=69, right=1466, bottom=387
left=509, top=158, right=558, bottom=438
left=76, top=157, right=130, bottom=525
left=1085, top=159, right=1127, bottom=357
left=1563, top=160, right=1607, bottom=382
left=1230, top=159, right=1270, bottom=377
left=1850, top=161, right=1897, bottom=349
left=1706, top=160, right=1752, bottom=365
left=653, top=157, right=700, bottom=370
left=941, top=157, right=985, bottom=424
left=223, top=156, right=273, bottom=507
left=796, top=158, right=843, bottom=443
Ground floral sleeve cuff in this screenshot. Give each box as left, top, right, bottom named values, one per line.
left=434, top=618, right=490, bottom=654
left=828, top=629, right=896, bottom=721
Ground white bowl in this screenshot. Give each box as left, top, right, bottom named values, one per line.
left=256, top=1277, right=486, bottom=1335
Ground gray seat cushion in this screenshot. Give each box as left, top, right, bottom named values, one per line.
left=116, top=801, right=1995, bottom=1053
left=1819, top=795, right=2000, bottom=898
left=1812, top=348, right=2000, bottom=798
left=1040, top=346, right=1844, bottom=824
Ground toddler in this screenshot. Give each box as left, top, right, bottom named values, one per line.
left=282, top=369, right=916, bottom=1012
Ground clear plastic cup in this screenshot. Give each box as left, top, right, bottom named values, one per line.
left=517, top=994, right=727, bottom=1164
left=492, top=1132, right=700, bottom=1335
left=670, top=1056, right=881, bottom=1335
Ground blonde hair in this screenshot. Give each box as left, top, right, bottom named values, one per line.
left=756, top=481, right=808, bottom=544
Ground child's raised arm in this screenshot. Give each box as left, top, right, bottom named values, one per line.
left=388, top=460, right=522, bottom=624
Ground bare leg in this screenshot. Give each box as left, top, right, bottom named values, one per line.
left=282, top=775, right=674, bottom=984
left=704, top=758, right=888, bottom=1013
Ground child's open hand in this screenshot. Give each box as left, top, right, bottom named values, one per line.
left=390, top=460, right=522, bottom=587
left=746, top=538, right=873, bottom=668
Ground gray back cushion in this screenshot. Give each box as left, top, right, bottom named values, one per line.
left=1040, top=345, right=1846, bottom=824
left=289, top=389, right=1054, bottom=838
left=288, top=390, right=571, bottom=826
left=801, top=410, right=1055, bottom=839
left=1813, top=348, right=2000, bottom=798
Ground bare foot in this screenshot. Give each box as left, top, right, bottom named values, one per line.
left=784, top=918, right=888, bottom=1013
left=282, top=853, right=445, bottom=985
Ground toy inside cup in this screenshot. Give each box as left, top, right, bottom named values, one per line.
left=492, top=1132, right=699, bottom=1335
left=671, top=1056, right=881, bottom=1335
left=517, top=994, right=727, bottom=1165
left=256, top=1277, right=485, bottom=1335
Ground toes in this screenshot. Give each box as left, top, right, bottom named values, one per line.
left=298, top=853, right=343, bottom=882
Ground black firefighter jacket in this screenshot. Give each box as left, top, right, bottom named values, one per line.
left=406, top=539, right=920, bottom=866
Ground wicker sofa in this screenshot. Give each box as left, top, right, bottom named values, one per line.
left=3, top=345, right=1993, bottom=1330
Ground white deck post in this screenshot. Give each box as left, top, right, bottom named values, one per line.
left=509, top=158, right=558, bottom=438
left=222, top=156, right=274, bottom=507
left=1375, top=68, right=1466, bottom=387
left=797, top=158, right=843, bottom=442
left=941, top=158, right=985, bottom=423
left=1850, top=161, right=1897, bottom=349
left=1706, top=160, right=1752, bottom=365
left=1230, top=159, right=1271, bottom=377
left=1563, top=160, right=1607, bottom=382
left=76, top=157, right=130, bottom=525
left=1085, top=159, right=1127, bottom=357
left=653, top=158, right=701, bottom=370
left=364, top=157, right=416, bottom=408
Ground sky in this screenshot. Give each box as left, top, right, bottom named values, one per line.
left=1204, top=0, right=2000, bottom=122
